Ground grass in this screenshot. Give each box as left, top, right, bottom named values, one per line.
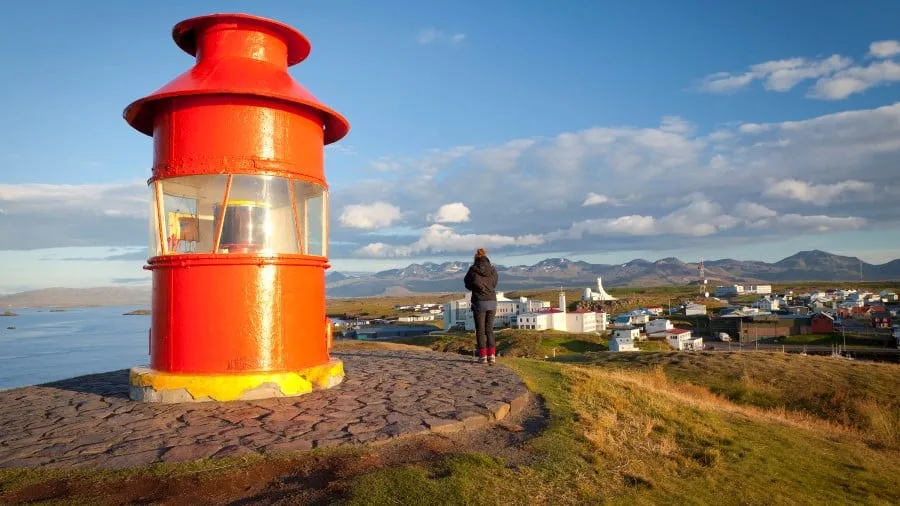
left=340, top=355, right=900, bottom=504
left=556, top=351, right=900, bottom=448
left=327, top=295, right=458, bottom=320
left=774, top=333, right=896, bottom=348
left=385, top=329, right=610, bottom=358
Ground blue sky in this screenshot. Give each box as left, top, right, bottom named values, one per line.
left=2, top=0, right=900, bottom=293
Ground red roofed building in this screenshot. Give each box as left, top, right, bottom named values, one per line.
left=810, top=312, right=835, bottom=334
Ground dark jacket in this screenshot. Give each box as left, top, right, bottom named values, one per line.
left=464, top=257, right=499, bottom=305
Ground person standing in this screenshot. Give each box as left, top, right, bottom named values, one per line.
left=464, top=248, right=499, bottom=364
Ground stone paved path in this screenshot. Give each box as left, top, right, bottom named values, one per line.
left=0, top=349, right=528, bottom=469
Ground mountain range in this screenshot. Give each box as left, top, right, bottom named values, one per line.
left=325, top=250, right=900, bottom=297
left=1, top=250, right=897, bottom=307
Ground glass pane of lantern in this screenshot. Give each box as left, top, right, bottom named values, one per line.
left=159, top=175, right=227, bottom=254
left=308, top=191, right=325, bottom=257
left=291, top=180, right=326, bottom=256
left=148, top=183, right=161, bottom=257
left=216, top=175, right=298, bottom=254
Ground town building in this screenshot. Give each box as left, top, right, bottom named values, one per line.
left=714, top=285, right=745, bottom=297
left=645, top=318, right=673, bottom=335
left=609, top=336, right=637, bottom=352
left=661, top=329, right=703, bottom=350
left=443, top=291, right=551, bottom=331
left=755, top=296, right=780, bottom=312
left=613, top=326, right=642, bottom=342
left=684, top=303, right=707, bottom=316
left=566, top=308, right=601, bottom=333
left=397, top=314, right=435, bottom=322
left=810, top=312, right=834, bottom=333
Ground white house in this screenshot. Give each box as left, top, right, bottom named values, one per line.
left=666, top=329, right=703, bottom=351
left=609, top=336, right=636, bottom=352
left=613, top=327, right=641, bottom=342
left=630, top=313, right=650, bottom=325
left=517, top=312, right=552, bottom=330
left=755, top=297, right=780, bottom=312
left=880, top=290, right=898, bottom=303
left=398, top=314, right=435, bottom=322
left=517, top=291, right=569, bottom=331
left=567, top=309, right=599, bottom=333
left=714, top=285, right=745, bottom=297
left=517, top=308, right=567, bottom=330
left=745, top=285, right=772, bottom=295
left=595, top=311, right=608, bottom=331
left=645, top=319, right=673, bottom=335
left=442, top=298, right=470, bottom=330
left=685, top=304, right=707, bottom=316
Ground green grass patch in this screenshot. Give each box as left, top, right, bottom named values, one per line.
left=385, top=329, right=608, bottom=359
left=561, top=351, right=900, bottom=447
left=775, top=333, right=893, bottom=348
left=338, top=355, right=900, bottom=504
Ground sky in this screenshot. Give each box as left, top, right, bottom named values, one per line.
left=2, top=0, right=900, bottom=293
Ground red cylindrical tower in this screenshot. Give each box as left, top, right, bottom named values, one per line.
left=125, top=13, right=349, bottom=403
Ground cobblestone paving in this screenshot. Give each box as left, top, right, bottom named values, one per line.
left=0, top=349, right=529, bottom=469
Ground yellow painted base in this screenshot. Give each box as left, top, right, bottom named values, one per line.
left=128, top=358, right=344, bottom=403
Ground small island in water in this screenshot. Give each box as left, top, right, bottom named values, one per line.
left=1, top=310, right=18, bottom=317
left=123, top=309, right=152, bottom=316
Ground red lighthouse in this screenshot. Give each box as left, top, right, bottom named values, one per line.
left=124, top=13, right=349, bottom=403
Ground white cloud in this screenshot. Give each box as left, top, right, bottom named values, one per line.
left=734, top=201, right=777, bottom=220
left=0, top=181, right=149, bottom=250
left=582, top=192, right=611, bottom=206
left=354, top=242, right=412, bottom=258
left=694, top=42, right=900, bottom=100
left=762, top=179, right=875, bottom=205
left=869, top=40, right=900, bottom=59
left=8, top=101, right=900, bottom=260
left=0, top=181, right=147, bottom=218
left=325, top=101, right=900, bottom=260
left=428, top=202, right=471, bottom=223
left=338, top=202, right=402, bottom=229
left=416, top=28, right=466, bottom=45
left=354, top=224, right=544, bottom=257
left=550, top=199, right=740, bottom=239
left=370, top=159, right=402, bottom=172
left=810, top=60, right=900, bottom=100
left=696, top=55, right=851, bottom=94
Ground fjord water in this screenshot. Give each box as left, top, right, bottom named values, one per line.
left=0, top=306, right=150, bottom=390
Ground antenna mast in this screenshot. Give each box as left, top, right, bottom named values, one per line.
left=699, top=258, right=708, bottom=299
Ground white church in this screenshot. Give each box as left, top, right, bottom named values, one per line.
left=582, top=277, right=617, bottom=302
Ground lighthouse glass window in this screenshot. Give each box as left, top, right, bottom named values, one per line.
left=155, top=175, right=227, bottom=254
left=216, top=175, right=300, bottom=254
left=292, top=180, right=327, bottom=257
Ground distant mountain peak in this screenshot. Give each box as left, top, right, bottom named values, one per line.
left=324, top=250, right=900, bottom=297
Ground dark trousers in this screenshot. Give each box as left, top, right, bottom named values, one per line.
left=473, top=310, right=496, bottom=356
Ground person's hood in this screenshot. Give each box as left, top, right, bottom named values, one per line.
left=472, top=256, right=493, bottom=276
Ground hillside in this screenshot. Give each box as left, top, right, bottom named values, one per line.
left=326, top=250, right=900, bottom=296
left=2, top=250, right=898, bottom=306
left=0, top=287, right=150, bottom=308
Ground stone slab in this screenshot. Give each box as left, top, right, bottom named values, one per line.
left=0, top=349, right=529, bottom=469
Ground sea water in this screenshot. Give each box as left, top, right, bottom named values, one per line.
left=0, top=306, right=150, bottom=390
